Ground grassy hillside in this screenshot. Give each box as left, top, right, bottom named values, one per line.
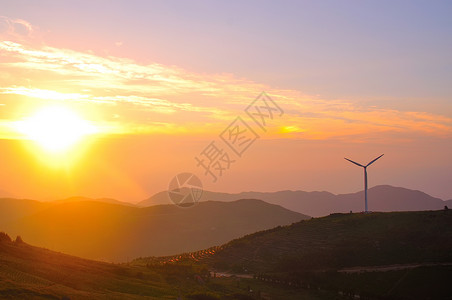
left=0, top=234, right=171, bottom=299
left=2, top=198, right=308, bottom=261
left=2, top=210, right=451, bottom=299
left=0, top=233, right=333, bottom=300
left=133, top=210, right=452, bottom=299
left=203, top=210, right=452, bottom=273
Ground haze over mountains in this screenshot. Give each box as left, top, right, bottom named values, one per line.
left=140, top=185, right=452, bottom=217
left=0, top=198, right=307, bottom=262
left=1, top=185, right=450, bottom=262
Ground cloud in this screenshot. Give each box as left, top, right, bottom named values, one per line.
left=0, top=41, right=264, bottom=100
left=0, top=26, right=451, bottom=142
left=0, top=16, right=34, bottom=40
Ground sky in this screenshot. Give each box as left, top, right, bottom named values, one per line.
left=0, top=0, right=451, bottom=202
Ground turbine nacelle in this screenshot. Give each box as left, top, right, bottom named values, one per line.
left=344, top=154, right=384, bottom=168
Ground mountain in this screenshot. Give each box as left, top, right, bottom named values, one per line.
left=0, top=198, right=49, bottom=228
left=139, top=185, right=451, bottom=217
left=0, top=196, right=133, bottom=228
left=2, top=198, right=308, bottom=262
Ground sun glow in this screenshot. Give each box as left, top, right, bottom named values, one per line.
left=15, top=106, right=98, bottom=153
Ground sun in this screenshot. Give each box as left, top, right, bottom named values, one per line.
left=15, top=106, right=98, bottom=153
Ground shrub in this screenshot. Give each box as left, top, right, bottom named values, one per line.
left=0, top=232, right=12, bottom=243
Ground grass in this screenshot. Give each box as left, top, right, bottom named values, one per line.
left=0, top=238, right=176, bottom=299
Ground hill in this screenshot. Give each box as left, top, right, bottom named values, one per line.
left=139, top=185, right=451, bottom=217
left=0, top=197, right=132, bottom=228
left=202, top=210, right=452, bottom=272
left=1, top=198, right=308, bottom=262
left=141, top=209, right=452, bottom=299
left=0, top=233, right=171, bottom=299
left=3, top=210, right=452, bottom=299
left=0, top=198, right=48, bottom=229
left=1, top=232, right=342, bottom=300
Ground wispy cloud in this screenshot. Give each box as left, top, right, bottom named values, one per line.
left=0, top=20, right=451, bottom=142
left=0, top=16, right=34, bottom=39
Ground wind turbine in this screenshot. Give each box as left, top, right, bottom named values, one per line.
left=344, top=154, right=384, bottom=213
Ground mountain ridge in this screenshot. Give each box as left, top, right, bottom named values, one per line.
left=139, top=185, right=450, bottom=217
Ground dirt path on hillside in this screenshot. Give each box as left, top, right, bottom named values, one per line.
left=339, top=262, right=452, bottom=273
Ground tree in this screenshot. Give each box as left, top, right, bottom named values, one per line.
left=0, top=232, right=12, bottom=243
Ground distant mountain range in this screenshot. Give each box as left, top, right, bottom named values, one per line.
left=139, top=185, right=452, bottom=217
left=0, top=198, right=307, bottom=262
left=1, top=185, right=450, bottom=262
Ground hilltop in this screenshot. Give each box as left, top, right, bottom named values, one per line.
left=202, top=210, right=452, bottom=272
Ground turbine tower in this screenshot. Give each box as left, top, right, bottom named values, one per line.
left=344, top=154, right=384, bottom=213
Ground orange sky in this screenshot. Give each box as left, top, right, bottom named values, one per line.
left=1, top=11, right=452, bottom=202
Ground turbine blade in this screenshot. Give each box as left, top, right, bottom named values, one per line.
left=344, top=158, right=364, bottom=167
left=366, top=154, right=384, bottom=167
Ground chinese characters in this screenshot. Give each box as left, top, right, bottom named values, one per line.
left=195, top=92, right=283, bottom=182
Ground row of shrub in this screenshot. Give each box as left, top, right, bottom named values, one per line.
left=0, top=231, right=23, bottom=243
